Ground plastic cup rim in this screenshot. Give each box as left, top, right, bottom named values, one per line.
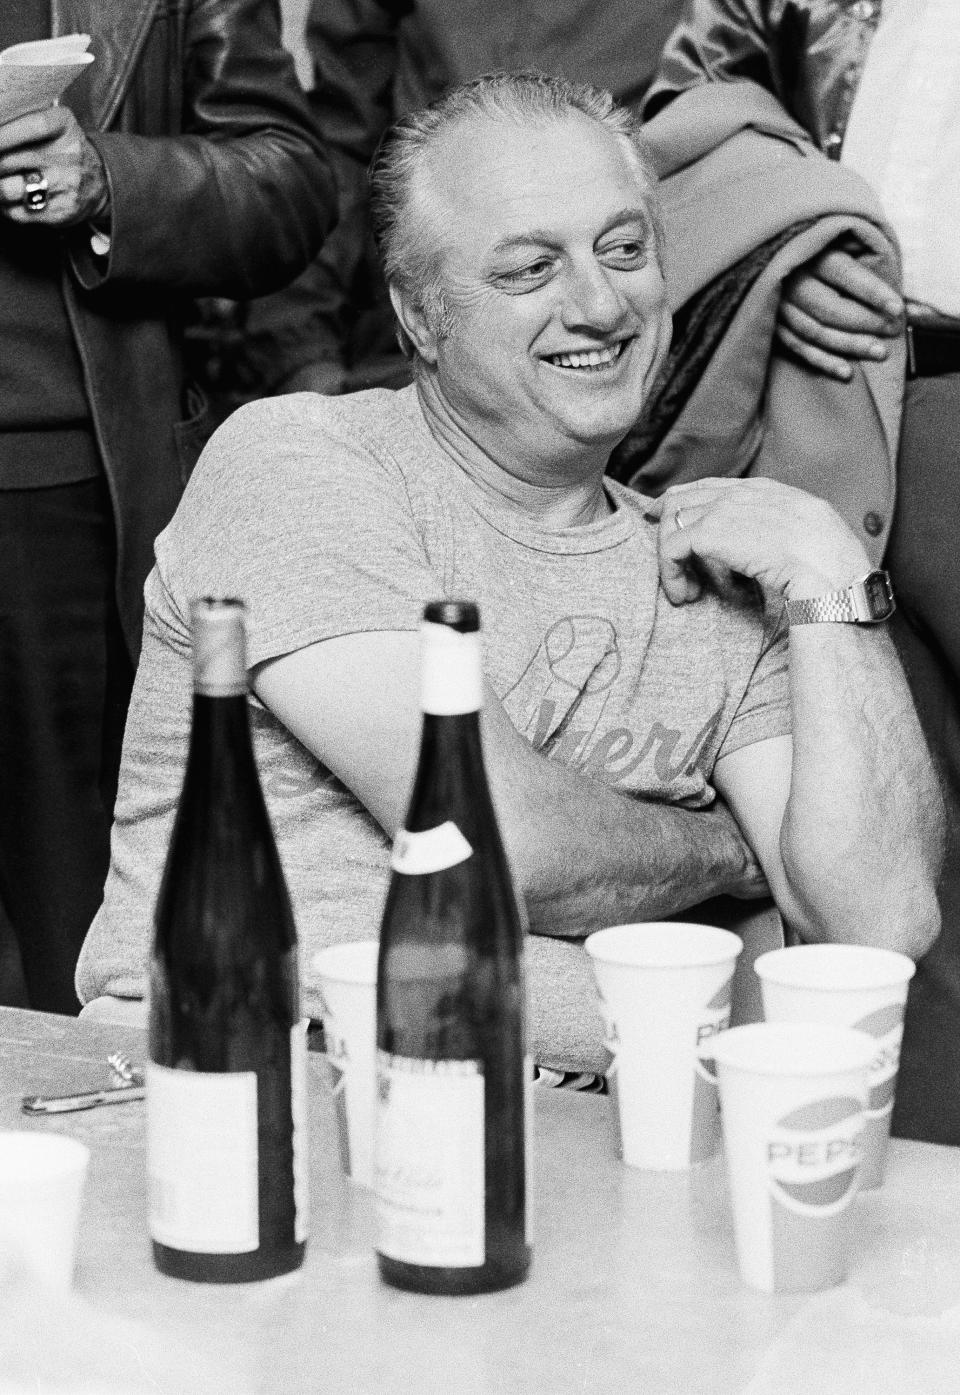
left=585, top=921, right=743, bottom=969
left=310, top=939, right=379, bottom=985
left=0, top=1130, right=90, bottom=1181
left=755, top=943, right=916, bottom=992
left=710, top=1021, right=877, bottom=1077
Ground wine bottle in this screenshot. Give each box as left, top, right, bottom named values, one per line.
left=147, top=598, right=308, bottom=1283
left=375, top=599, right=531, bottom=1295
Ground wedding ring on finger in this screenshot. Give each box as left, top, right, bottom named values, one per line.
left=674, top=507, right=685, bottom=532
left=22, top=170, right=49, bottom=213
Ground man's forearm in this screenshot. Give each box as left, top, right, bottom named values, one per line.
left=647, top=478, right=943, bottom=960
left=482, top=699, right=764, bottom=937
left=779, top=625, right=943, bottom=956
left=520, top=794, right=764, bottom=937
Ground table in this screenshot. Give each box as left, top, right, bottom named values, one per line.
left=1, top=1008, right=960, bottom=1394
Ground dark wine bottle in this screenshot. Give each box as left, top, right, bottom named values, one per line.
left=147, top=598, right=308, bottom=1283
left=375, top=599, right=531, bottom=1295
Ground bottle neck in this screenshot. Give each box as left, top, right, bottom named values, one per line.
left=192, top=600, right=247, bottom=697
left=404, top=617, right=491, bottom=835
left=404, top=708, right=488, bottom=836
left=189, top=688, right=251, bottom=733
left=420, top=622, right=483, bottom=716
left=182, top=692, right=260, bottom=801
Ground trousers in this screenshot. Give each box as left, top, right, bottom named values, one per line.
left=887, top=372, right=960, bottom=1144
left=0, top=478, right=133, bottom=1013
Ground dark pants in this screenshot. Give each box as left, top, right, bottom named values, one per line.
left=0, top=478, right=133, bottom=1014
left=887, top=373, right=960, bottom=1144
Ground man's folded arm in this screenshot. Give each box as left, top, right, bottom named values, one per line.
left=252, top=628, right=765, bottom=937
left=714, top=625, right=943, bottom=961
left=646, top=476, right=944, bottom=962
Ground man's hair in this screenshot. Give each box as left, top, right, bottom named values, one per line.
left=369, top=69, right=664, bottom=358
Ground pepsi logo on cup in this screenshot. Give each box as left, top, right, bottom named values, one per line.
left=694, top=977, right=734, bottom=1085
left=767, top=1095, right=863, bottom=1214
left=596, top=996, right=625, bottom=1154
left=853, top=1002, right=903, bottom=1117
left=597, top=995, right=620, bottom=1077
left=765, top=1094, right=865, bottom=1291
left=690, top=976, right=734, bottom=1161
left=317, top=991, right=353, bottom=1172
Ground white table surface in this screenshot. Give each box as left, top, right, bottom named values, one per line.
left=1, top=1006, right=959, bottom=1395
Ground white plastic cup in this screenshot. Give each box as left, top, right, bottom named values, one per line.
left=711, top=1022, right=875, bottom=1293
left=0, top=1131, right=90, bottom=1290
left=755, top=944, right=915, bottom=1188
left=311, top=941, right=379, bottom=1187
left=585, top=923, right=742, bottom=1170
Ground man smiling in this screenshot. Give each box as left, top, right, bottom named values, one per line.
left=397, top=98, right=671, bottom=485
left=77, top=73, right=941, bottom=1068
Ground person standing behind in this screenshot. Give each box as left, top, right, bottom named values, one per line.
left=644, top=0, right=960, bottom=1144
left=0, top=0, right=334, bottom=1013
left=240, top=0, right=685, bottom=398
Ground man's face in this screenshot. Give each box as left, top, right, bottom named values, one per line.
left=408, top=111, right=672, bottom=478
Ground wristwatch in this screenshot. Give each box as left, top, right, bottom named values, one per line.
left=785, top=569, right=896, bottom=626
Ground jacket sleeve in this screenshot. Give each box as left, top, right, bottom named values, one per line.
left=240, top=0, right=408, bottom=390
left=644, top=0, right=776, bottom=118
left=69, top=0, right=336, bottom=299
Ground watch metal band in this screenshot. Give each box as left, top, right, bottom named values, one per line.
left=785, top=570, right=895, bottom=626
left=785, top=592, right=856, bottom=625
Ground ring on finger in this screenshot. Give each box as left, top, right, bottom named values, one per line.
left=674, top=507, right=685, bottom=532
left=22, top=170, right=49, bottom=213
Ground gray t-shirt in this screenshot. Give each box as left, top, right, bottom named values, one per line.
left=77, top=385, right=790, bottom=1008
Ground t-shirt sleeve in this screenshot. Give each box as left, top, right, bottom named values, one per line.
left=716, top=600, right=792, bottom=761
left=154, top=393, right=443, bottom=668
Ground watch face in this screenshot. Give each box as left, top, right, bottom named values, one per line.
left=862, top=570, right=895, bottom=619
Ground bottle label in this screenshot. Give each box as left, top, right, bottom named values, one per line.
left=291, top=1021, right=310, bottom=1244
left=390, top=821, right=473, bottom=875
left=375, top=1052, right=484, bottom=1267
left=147, top=1064, right=259, bottom=1253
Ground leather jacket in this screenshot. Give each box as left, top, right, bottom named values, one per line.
left=53, top=0, right=334, bottom=657
left=645, top=0, right=883, bottom=157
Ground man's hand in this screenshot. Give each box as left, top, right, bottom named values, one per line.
left=776, top=248, right=904, bottom=380
left=0, top=106, right=109, bottom=227
left=647, top=476, right=871, bottom=606
left=705, top=798, right=770, bottom=901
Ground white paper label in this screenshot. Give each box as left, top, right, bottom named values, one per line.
left=375, top=1053, right=484, bottom=1266
left=147, top=1030, right=308, bottom=1253
left=291, top=1021, right=310, bottom=1243
left=147, top=1064, right=259, bottom=1252
left=390, top=822, right=473, bottom=875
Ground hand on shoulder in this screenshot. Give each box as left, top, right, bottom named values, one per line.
left=646, top=477, right=871, bottom=605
